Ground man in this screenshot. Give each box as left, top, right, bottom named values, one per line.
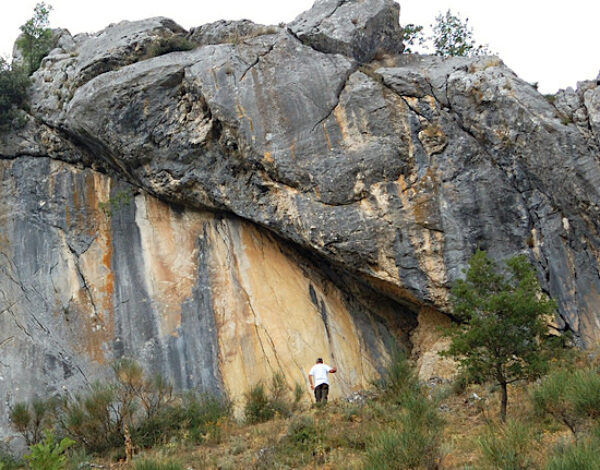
left=308, top=357, right=337, bottom=403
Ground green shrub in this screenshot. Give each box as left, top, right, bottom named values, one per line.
left=98, top=189, right=134, bottom=217
left=0, top=60, right=29, bottom=131
left=24, top=430, right=74, bottom=470
left=245, top=382, right=273, bottom=424
left=293, top=382, right=304, bottom=409
left=145, top=36, right=195, bottom=58
left=375, top=349, right=420, bottom=405
left=177, top=391, right=231, bottom=444
left=544, top=440, right=600, bottom=470
left=9, top=398, right=55, bottom=445
left=56, top=359, right=181, bottom=452
left=287, top=415, right=318, bottom=450
left=477, top=419, right=537, bottom=469
left=364, top=427, right=438, bottom=470
left=133, top=458, right=183, bottom=470
left=244, top=373, right=294, bottom=424
left=531, top=368, right=600, bottom=438
left=363, top=393, right=443, bottom=469
left=133, top=391, right=230, bottom=447
left=16, top=360, right=229, bottom=454
left=16, top=2, right=54, bottom=75
left=57, top=382, right=122, bottom=453
left=9, top=403, right=31, bottom=442
left=269, top=372, right=293, bottom=417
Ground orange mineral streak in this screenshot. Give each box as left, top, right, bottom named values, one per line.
left=134, top=194, right=207, bottom=337
left=396, top=172, right=448, bottom=306
left=207, top=218, right=382, bottom=412
left=333, top=106, right=349, bottom=142
left=68, top=172, right=115, bottom=364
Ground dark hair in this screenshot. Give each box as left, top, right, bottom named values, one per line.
left=316, top=358, right=323, bottom=363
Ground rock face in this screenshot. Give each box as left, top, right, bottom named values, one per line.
left=1, top=0, right=600, bottom=445
left=0, top=156, right=410, bottom=443
left=288, top=0, right=404, bottom=62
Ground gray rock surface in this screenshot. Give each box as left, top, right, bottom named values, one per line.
left=189, top=20, right=281, bottom=46
left=288, top=0, right=404, bottom=62
left=0, top=156, right=404, bottom=447
left=1, top=0, right=600, bottom=447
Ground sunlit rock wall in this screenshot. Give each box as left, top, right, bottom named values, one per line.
left=0, top=157, right=411, bottom=441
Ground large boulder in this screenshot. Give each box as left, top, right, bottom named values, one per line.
left=1, top=0, right=600, bottom=448
left=288, top=0, right=404, bottom=62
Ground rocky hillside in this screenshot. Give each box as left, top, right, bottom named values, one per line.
left=1, top=0, right=599, bottom=446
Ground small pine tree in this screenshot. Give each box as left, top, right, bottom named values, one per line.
left=0, top=59, right=29, bottom=130
left=23, top=430, right=74, bottom=470
left=16, top=2, right=54, bottom=75
left=442, top=250, right=556, bottom=421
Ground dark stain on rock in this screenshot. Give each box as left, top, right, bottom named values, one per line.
left=308, top=283, right=318, bottom=307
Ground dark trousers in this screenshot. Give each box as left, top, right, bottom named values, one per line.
left=314, top=383, right=329, bottom=403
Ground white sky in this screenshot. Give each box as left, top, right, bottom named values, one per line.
left=0, top=0, right=598, bottom=94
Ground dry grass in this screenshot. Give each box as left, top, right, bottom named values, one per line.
left=80, top=379, right=589, bottom=470
left=23, top=349, right=598, bottom=470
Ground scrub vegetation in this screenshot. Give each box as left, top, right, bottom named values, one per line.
left=5, top=252, right=600, bottom=468
left=4, top=350, right=600, bottom=469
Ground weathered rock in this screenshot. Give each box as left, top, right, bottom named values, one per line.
left=288, top=0, right=404, bottom=62
left=0, top=157, right=408, bottom=444
left=29, top=17, right=190, bottom=124
left=1, top=0, right=600, bottom=448
left=189, top=20, right=281, bottom=46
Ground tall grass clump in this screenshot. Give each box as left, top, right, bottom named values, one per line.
left=244, top=372, right=295, bottom=424
left=543, top=440, right=600, bottom=470
left=133, top=458, right=184, bottom=470
left=531, top=368, right=600, bottom=438
left=375, top=349, right=420, bottom=405
left=364, top=352, right=444, bottom=469
left=477, top=419, right=537, bottom=469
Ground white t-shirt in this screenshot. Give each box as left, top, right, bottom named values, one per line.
left=309, top=363, right=333, bottom=387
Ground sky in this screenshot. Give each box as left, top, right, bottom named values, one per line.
left=0, top=0, right=598, bottom=94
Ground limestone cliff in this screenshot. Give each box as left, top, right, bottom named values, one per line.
left=1, top=0, right=600, bottom=445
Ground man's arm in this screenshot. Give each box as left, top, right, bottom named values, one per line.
left=308, top=373, right=314, bottom=390
left=330, top=366, right=337, bottom=373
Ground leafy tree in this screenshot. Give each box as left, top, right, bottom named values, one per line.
left=442, top=250, right=556, bottom=422
left=0, top=58, right=29, bottom=130
left=16, top=2, right=54, bottom=75
left=431, top=10, right=489, bottom=57
left=401, top=24, right=425, bottom=54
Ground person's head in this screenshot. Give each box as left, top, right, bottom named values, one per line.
left=316, top=357, right=323, bottom=364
